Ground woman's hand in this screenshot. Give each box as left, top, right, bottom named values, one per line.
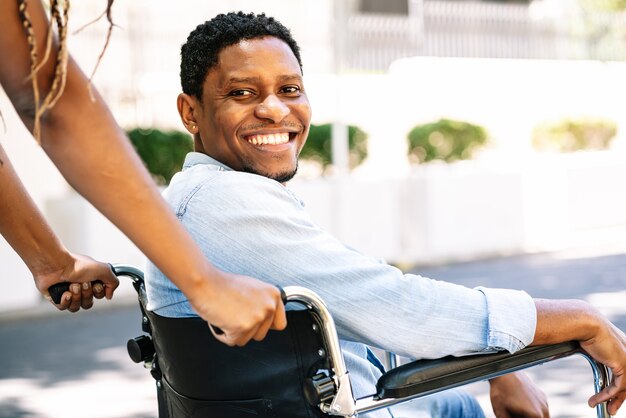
left=32, top=252, right=119, bottom=312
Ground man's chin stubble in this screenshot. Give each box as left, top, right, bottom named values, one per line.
left=242, top=162, right=298, bottom=184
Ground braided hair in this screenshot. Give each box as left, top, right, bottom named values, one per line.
left=15, top=0, right=116, bottom=142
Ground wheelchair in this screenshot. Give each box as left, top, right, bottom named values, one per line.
left=114, top=265, right=612, bottom=418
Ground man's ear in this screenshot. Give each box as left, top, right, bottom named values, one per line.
left=177, top=93, right=199, bottom=135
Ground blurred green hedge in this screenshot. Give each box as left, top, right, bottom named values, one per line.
left=126, top=128, right=193, bottom=185
left=299, top=123, right=368, bottom=169
left=127, top=124, right=370, bottom=183
left=407, top=119, right=488, bottom=164
left=532, top=118, right=617, bottom=153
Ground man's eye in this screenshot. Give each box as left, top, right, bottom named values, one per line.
left=281, top=86, right=301, bottom=94
left=229, top=89, right=252, bottom=97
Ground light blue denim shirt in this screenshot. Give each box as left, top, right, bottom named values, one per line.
left=145, top=152, right=537, bottom=418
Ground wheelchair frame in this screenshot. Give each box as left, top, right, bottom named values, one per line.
left=118, top=264, right=612, bottom=418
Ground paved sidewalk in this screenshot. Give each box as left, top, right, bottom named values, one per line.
left=1, top=249, right=625, bottom=418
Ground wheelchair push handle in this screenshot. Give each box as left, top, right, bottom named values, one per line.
left=209, top=285, right=287, bottom=336
left=47, top=263, right=117, bottom=304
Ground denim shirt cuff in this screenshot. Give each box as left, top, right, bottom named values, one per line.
left=476, top=286, right=537, bottom=353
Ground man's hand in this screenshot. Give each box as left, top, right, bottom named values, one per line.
left=581, top=317, right=626, bottom=415
left=489, top=372, right=549, bottom=418
left=533, top=299, right=626, bottom=415
left=187, top=272, right=287, bottom=347
left=33, top=252, right=119, bottom=312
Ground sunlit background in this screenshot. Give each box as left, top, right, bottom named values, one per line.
left=1, top=0, right=626, bottom=417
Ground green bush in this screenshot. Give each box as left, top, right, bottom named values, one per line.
left=299, top=123, right=368, bottom=169
left=532, top=118, right=617, bottom=153
left=126, top=128, right=193, bottom=185
left=407, top=119, right=488, bottom=164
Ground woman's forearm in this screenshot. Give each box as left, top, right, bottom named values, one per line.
left=39, top=56, right=222, bottom=297
left=0, top=0, right=220, bottom=297
left=0, top=144, right=68, bottom=274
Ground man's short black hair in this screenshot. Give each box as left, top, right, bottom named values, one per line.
left=180, top=11, right=303, bottom=101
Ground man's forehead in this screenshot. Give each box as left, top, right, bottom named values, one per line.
left=216, top=37, right=297, bottom=66
left=207, top=38, right=302, bottom=85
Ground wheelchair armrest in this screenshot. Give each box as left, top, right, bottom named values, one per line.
left=375, top=341, right=581, bottom=399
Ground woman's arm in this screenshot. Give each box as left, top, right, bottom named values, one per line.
left=0, top=143, right=118, bottom=311
left=0, top=0, right=285, bottom=345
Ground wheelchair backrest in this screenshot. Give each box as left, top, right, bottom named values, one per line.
left=127, top=267, right=332, bottom=418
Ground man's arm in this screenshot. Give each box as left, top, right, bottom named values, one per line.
left=0, top=0, right=285, bottom=345
left=168, top=172, right=626, bottom=411
left=0, top=143, right=118, bottom=311
left=532, top=299, right=626, bottom=414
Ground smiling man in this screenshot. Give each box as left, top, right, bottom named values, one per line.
left=177, top=22, right=310, bottom=185
left=145, top=11, right=626, bottom=418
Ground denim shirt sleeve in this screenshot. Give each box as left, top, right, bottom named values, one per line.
left=146, top=166, right=537, bottom=360
left=476, top=286, right=537, bottom=353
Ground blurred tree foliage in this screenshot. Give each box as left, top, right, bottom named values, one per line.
left=577, top=0, right=626, bottom=60
left=407, top=119, right=488, bottom=164
left=532, top=118, right=617, bottom=152
left=582, top=0, right=626, bottom=12
left=127, top=128, right=193, bottom=185
left=299, top=123, right=368, bottom=169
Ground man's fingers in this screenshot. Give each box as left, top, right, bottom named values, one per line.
left=588, top=383, right=621, bottom=409
left=608, top=396, right=626, bottom=415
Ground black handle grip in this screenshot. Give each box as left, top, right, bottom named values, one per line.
left=48, top=282, right=70, bottom=305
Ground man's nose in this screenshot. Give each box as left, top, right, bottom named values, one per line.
left=254, top=94, right=290, bottom=123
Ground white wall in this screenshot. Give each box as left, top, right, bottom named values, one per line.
left=291, top=151, right=626, bottom=266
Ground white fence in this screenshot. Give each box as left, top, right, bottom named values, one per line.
left=346, top=1, right=626, bottom=71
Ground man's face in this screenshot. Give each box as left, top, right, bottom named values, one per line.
left=192, top=36, right=311, bottom=183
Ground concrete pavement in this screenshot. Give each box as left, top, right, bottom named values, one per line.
left=1, top=249, right=625, bottom=418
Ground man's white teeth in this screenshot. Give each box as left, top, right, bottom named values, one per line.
left=247, top=133, right=290, bottom=145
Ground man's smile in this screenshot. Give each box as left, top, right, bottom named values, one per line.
left=245, top=132, right=291, bottom=145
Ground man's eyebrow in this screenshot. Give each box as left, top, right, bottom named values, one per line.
left=277, top=74, right=303, bottom=82
left=225, top=74, right=303, bottom=84
left=227, top=76, right=261, bottom=84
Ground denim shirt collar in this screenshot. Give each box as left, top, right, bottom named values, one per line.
left=181, top=152, right=306, bottom=207
left=182, top=152, right=232, bottom=172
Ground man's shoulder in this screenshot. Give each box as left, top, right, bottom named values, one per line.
left=172, top=164, right=283, bottom=194
left=166, top=165, right=293, bottom=212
